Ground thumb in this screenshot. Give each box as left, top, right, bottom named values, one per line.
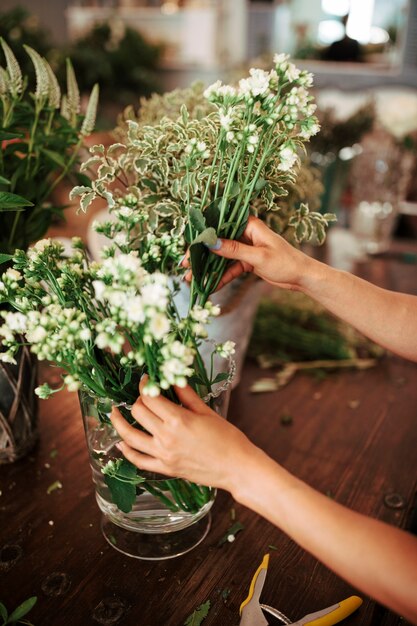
left=208, top=238, right=259, bottom=267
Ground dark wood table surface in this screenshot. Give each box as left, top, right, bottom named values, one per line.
left=1, top=225, right=417, bottom=626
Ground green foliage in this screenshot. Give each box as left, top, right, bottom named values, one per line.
left=0, top=40, right=98, bottom=256
left=310, top=102, right=375, bottom=155
left=0, top=6, right=52, bottom=80
left=183, top=601, right=211, bottom=626
left=0, top=596, right=37, bottom=625
left=248, top=290, right=384, bottom=364
left=58, top=22, right=162, bottom=107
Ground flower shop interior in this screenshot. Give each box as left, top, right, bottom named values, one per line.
left=1, top=1, right=417, bottom=625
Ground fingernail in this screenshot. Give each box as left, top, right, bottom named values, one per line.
left=115, top=442, right=123, bottom=450
left=204, top=238, right=222, bottom=250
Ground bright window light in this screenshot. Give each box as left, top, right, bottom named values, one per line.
left=346, top=0, right=375, bottom=44
left=321, top=0, right=350, bottom=17
left=318, top=19, right=345, bottom=45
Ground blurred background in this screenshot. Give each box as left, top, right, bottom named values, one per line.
left=1, top=0, right=417, bottom=242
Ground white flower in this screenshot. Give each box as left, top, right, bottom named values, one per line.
left=0, top=352, right=17, bottom=365
left=33, top=239, right=51, bottom=252
left=26, top=326, right=47, bottom=343
left=126, top=296, right=145, bottom=324
left=274, top=53, right=290, bottom=67
left=79, top=328, right=92, bottom=341
left=226, top=131, right=235, bottom=143
left=64, top=374, right=81, bottom=392
left=148, top=313, right=170, bottom=339
left=114, top=232, right=128, bottom=246
left=204, top=80, right=222, bottom=100
left=35, top=383, right=53, bottom=399
left=4, top=312, right=27, bottom=332
left=116, top=205, right=133, bottom=218
left=216, top=340, right=236, bottom=358
left=219, top=112, right=233, bottom=130
left=285, top=63, right=300, bottom=82
left=5, top=269, right=21, bottom=282
left=239, top=69, right=271, bottom=98
left=93, top=280, right=106, bottom=302
left=141, top=281, right=168, bottom=309
left=143, top=382, right=160, bottom=397
left=278, top=146, right=298, bottom=172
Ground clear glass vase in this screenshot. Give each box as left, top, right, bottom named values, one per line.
left=79, top=383, right=231, bottom=560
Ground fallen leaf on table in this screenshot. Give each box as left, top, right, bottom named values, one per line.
left=184, top=600, right=211, bottom=626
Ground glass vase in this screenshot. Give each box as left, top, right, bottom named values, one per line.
left=0, top=345, right=38, bottom=464
left=79, top=382, right=231, bottom=560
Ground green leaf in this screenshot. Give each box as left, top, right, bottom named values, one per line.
left=143, top=194, right=163, bottom=205
left=180, top=104, right=189, bottom=125
left=0, top=131, right=24, bottom=141
left=189, top=208, right=206, bottom=234
left=0, top=603, right=8, bottom=622
left=42, top=148, right=67, bottom=168
left=8, top=597, right=37, bottom=623
left=192, top=227, right=217, bottom=247
left=0, top=192, right=33, bottom=210
left=204, top=199, right=221, bottom=229
left=212, top=372, right=229, bottom=384
left=104, top=474, right=136, bottom=513
left=0, top=176, right=11, bottom=186
left=255, top=178, right=267, bottom=192
left=189, top=242, right=209, bottom=289
left=0, top=254, right=13, bottom=265
left=184, top=600, right=211, bottom=626
left=141, top=178, right=158, bottom=192
left=229, top=181, right=240, bottom=198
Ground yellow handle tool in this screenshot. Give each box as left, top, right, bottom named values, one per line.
left=291, top=596, right=363, bottom=626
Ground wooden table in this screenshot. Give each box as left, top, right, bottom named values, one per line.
left=1, top=231, right=417, bottom=626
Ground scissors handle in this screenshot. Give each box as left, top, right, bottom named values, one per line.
left=293, top=596, right=363, bottom=626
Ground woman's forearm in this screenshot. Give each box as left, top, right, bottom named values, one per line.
left=300, top=257, right=417, bottom=361
left=231, top=449, right=417, bottom=623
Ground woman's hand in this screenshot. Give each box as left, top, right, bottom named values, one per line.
left=110, top=376, right=257, bottom=492
left=181, top=216, right=313, bottom=291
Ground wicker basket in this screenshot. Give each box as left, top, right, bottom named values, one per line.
left=0, top=345, right=38, bottom=464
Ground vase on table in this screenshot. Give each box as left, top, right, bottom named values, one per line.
left=79, top=378, right=232, bottom=560
left=0, top=345, right=38, bottom=464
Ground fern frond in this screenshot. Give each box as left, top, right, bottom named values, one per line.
left=24, top=45, right=49, bottom=104
left=43, top=58, right=61, bottom=109
left=66, top=58, right=80, bottom=127
left=80, top=83, right=99, bottom=136
left=0, top=38, right=23, bottom=97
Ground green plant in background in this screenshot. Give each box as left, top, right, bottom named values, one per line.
left=0, top=39, right=98, bottom=258
left=0, top=596, right=36, bottom=625
left=248, top=290, right=384, bottom=365
left=60, top=20, right=162, bottom=109
left=0, top=7, right=52, bottom=77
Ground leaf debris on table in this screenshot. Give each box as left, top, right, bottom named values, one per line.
left=218, top=521, right=245, bottom=546
left=183, top=600, right=211, bottom=626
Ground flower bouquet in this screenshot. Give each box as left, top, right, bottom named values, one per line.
left=0, top=237, right=234, bottom=557
left=0, top=39, right=98, bottom=463
left=73, top=54, right=334, bottom=305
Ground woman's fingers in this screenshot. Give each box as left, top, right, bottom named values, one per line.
left=173, top=383, right=208, bottom=414
left=139, top=375, right=187, bottom=421
left=214, top=260, right=251, bottom=291
left=131, top=397, right=163, bottom=434
left=110, top=406, right=154, bottom=455
left=116, top=440, right=165, bottom=474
